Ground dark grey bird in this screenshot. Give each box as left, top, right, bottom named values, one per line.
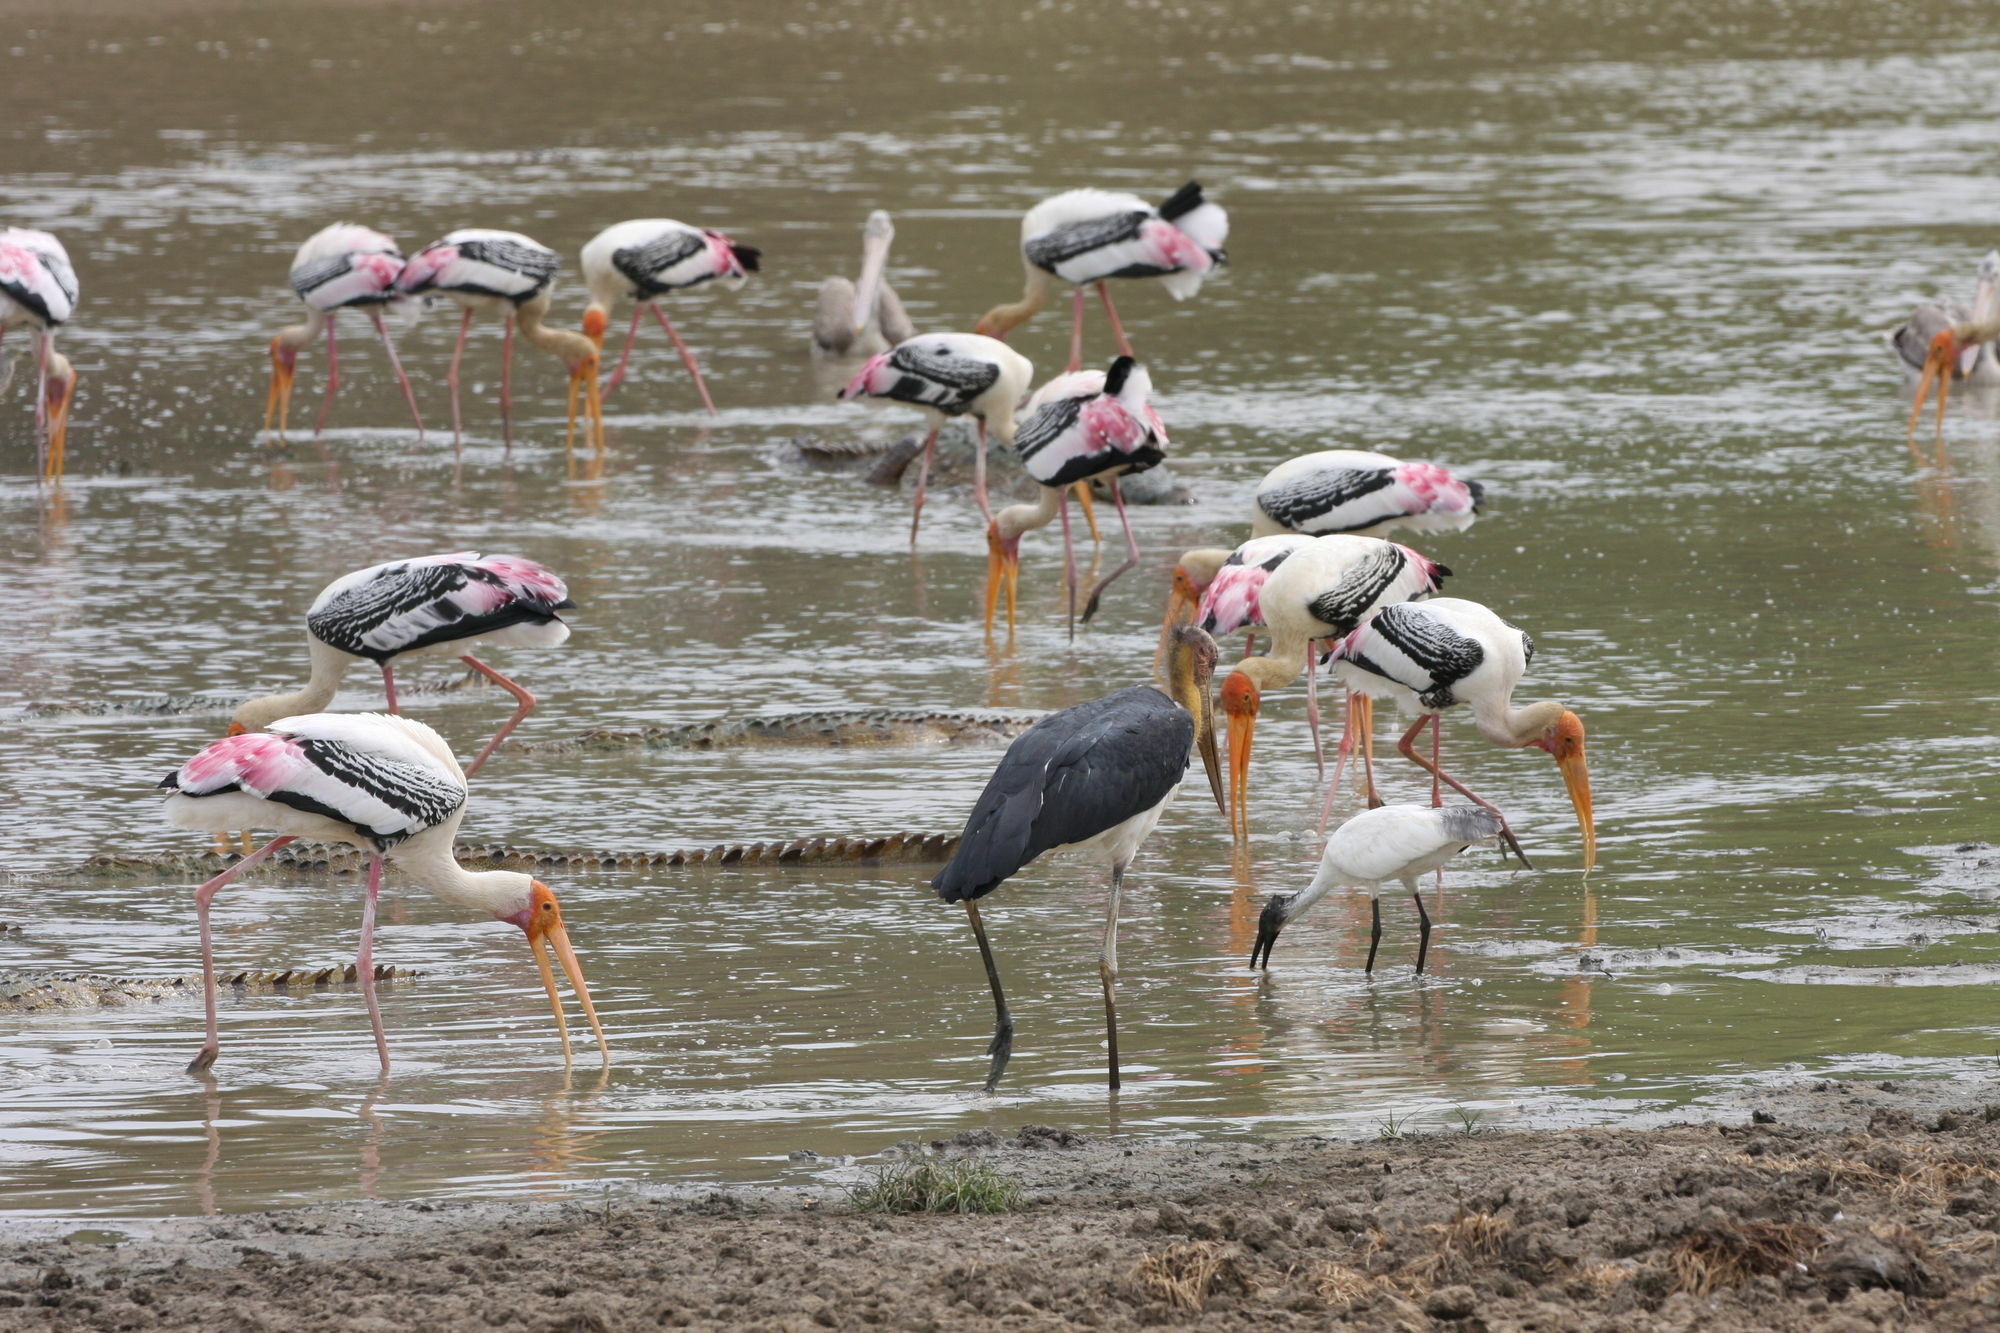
left=812, top=211, right=915, bottom=358
left=931, top=625, right=1225, bottom=1093
left=1250, top=803, right=1503, bottom=976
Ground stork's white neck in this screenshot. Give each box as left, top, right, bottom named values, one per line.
left=278, top=306, right=327, bottom=352
left=392, top=838, right=535, bottom=919
left=230, top=636, right=352, bottom=734
left=994, top=487, right=1065, bottom=543
left=1470, top=697, right=1565, bottom=750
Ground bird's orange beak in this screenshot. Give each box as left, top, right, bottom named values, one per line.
left=1156, top=566, right=1202, bottom=671
left=264, top=338, right=297, bottom=439
left=43, top=368, right=75, bottom=480
left=225, top=721, right=247, bottom=738
left=566, top=354, right=605, bottom=453
left=523, top=881, right=609, bottom=1067
left=1909, top=330, right=1960, bottom=441
left=1542, top=711, right=1595, bottom=872
left=984, top=524, right=1021, bottom=633
left=1221, top=671, right=1259, bottom=841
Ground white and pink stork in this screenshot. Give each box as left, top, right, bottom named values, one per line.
left=228, top=553, right=574, bottom=783
left=1190, top=533, right=1315, bottom=657
left=976, top=183, right=1228, bottom=372
left=579, top=218, right=760, bottom=416
left=394, top=229, right=603, bottom=453
left=161, top=712, right=608, bottom=1074
left=1217, top=535, right=1449, bottom=841
left=1164, top=449, right=1482, bottom=638
left=1329, top=596, right=1594, bottom=870
left=988, top=356, right=1167, bottom=635
left=0, top=227, right=80, bottom=481
left=265, top=224, right=426, bottom=441
left=838, top=331, right=1033, bottom=544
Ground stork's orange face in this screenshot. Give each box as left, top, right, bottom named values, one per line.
left=508, top=881, right=609, bottom=1068
left=1531, top=711, right=1594, bottom=871
left=263, top=337, right=299, bottom=435
left=582, top=307, right=608, bottom=350
left=1220, top=671, right=1261, bottom=841
left=984, top=523, right=1022, bottom=633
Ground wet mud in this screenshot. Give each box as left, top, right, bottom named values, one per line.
left=3, top=1078, right=1995, bottom=1331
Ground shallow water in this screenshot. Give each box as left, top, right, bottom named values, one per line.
left=5, top=0, right=2000, bottom=1220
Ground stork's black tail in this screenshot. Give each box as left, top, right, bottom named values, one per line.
left=1157, top=181, right=1205, bottom=221
left=731, top=243, right=763, bottom=274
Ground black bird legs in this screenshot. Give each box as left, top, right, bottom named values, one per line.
left=963, top=900, right=1013, bottom=1093
left=1364, top=889, right=1435, bottom=977
left=1101, top=862, right=1125, bottom=1092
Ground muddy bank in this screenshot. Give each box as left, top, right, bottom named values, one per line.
left=4, top=1078, right=1998, bottom=1331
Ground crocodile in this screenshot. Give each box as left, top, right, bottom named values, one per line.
left=1, top=965, right=420, bottom=1013
left=66, top=831, right=962, bottom=880
left=16, top=670, right=486, bottom=721
left=514, top=708, right=1043, bottom=754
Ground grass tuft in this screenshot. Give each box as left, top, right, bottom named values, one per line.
left=1668, top=1221, right=1825, bottom=1296
left=1131, top=1241, right=1252, bottom=1311
left=847, top=1158, right=1022, bottom=1215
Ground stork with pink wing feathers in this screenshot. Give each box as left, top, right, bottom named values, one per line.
left=265, top=224, right=426, bottom=442
left=0, top=227, right=80, bottom=481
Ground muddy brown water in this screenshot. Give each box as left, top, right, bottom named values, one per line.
left=4, top=0, right=2000, bottom=1220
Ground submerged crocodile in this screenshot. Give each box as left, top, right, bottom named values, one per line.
left=1, top=965, right=420, bottom=1013
left=17, top=671, right=485, bottom=721
left=70, top=831, right=962, bottom=880
left=515, top=708, right=1042, bottom=754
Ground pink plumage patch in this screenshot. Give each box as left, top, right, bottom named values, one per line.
left=704, top=230, right=744, bottom=279
left=176, top=732, right=308, bottom=797
left=1137, top=219, right=1213, bottom=275
left=839, top=353, right=891, bottom=400
left=1394, top=463, right=1476, bottom=514
left=1077, top=395, right=1154, bottom=457
left=476, top=555, right=567, bottom=605
left=1199, top=564, right=1270, bottom=635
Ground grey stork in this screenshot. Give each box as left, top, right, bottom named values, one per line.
left=930, top=624, right=1224, bottom=1093
left=1251, top=804, right=1504, bottom=975
left=812, top=211, right=914, bottom=358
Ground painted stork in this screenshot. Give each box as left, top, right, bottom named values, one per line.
left=1893, top=250, right=2000, bottom=439
left=1164, top=450, right=1482, bottom=638
left=265, top=224, right=425, bottom=441
left=976, top=183, right=1228, bottom=372
left=837, top=331, right=1033, bottom=543
left=1169, top=533, right=1316, bottom=666
left=228, top=553, right=573, bottom=782
left=1217, top=536, right=1449, bottom=841
left=579, top=218, right=760, bottom=416
left=1329, top=596, right=1594, bottom=870
left=394, top=229, right=603, bottom=453
left=1250, top=804, right=1503, bottom=975
left=931, top=623, right=1224, bottom=1092
left=812, top=211, right=914, bottom=358
left=987, top=356, right=1167, bottom=635
left=0, top=228, right=80, bottom=481
left=161, top=712, right=607, bottom=1074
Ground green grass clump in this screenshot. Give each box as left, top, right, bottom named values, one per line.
left=848, top=1158, right=1023, bottom=1215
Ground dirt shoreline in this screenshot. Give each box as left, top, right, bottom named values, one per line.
left=4, top=1078, right=1998, bottom=1331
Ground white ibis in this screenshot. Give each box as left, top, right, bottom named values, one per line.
left=1164, top=449, right=1482, bottom=635
left=1329, top=596, right=1594, bottom=870
left=1250, top=804, right=1504, bottom=975
left=986, top=356, right=1167, bottom=635
left=812, top=211, right=914, bottom=358
left=1216, top=536, right=1449, bottom=840
left=1893, top=251, right=2000, bottom=439
left=161, top=712, right=607, bottom=1074
left=837, top=331, right=1033, bottom=543
left=394, top=229, right=603, bottom=453
left=976, top=183, right=1228, bottom=372
left=579, top=219, right=759, bottom=416
left=931, top=623, right=1224, bottom=1092
left=265, top=224, right=426, bottom=441
left=228, top=553, right=574, bottom=781
left=0, top=228, right=80, bottom=481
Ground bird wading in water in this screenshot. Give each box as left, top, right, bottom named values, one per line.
left=930, top=624, right=1224, bottom=1093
